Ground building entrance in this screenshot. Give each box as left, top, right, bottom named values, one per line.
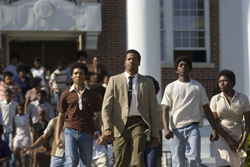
left=9, top=40, right=77, bottom=72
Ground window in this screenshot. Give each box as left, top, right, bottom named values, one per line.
left=161, top=0, right=210, bottom=64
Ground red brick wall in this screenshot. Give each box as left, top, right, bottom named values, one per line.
left=87, top=0, right=127, bottom=76
left=161, top=0, right=220, bottom=99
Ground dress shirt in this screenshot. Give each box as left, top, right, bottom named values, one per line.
left=0, top=100, right=18, bottom=133
left=27, top=100, right=54, bottom=124
left=125, top=72, right=140, bottom=116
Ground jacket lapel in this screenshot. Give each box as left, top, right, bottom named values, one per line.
left=137, top=74, right=143, bottom=107
left=121, top=73, right=128, bottom=102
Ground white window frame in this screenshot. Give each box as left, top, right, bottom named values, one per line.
left=162, top=0, right=212, bottom=67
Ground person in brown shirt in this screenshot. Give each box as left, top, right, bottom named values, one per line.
left=56, top=62, right=104, bottom=167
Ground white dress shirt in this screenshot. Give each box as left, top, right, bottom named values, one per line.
left=0, top=100, right=19, bottom=133
left=125, top=72, right=140, bottom=117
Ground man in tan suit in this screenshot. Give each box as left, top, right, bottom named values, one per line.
left=102, top=49, right=159, bottom=167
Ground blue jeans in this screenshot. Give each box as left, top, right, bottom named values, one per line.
left=50, top=155, right=66, bottom=167
left=54, top=91, right=62, bottom=111
left=107, top=144, right=115, bottom=167
left=171, top=123, right=201, bottom=167
left=2, top=132, right=16, bottom=167
left=64, top=128, right=93, bottom=167
left=144, top=142, right=161, bottom=167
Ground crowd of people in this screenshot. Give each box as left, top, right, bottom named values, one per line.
left=0, top=49, right=249, bottom=167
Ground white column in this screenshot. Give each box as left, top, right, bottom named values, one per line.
left=126, top=0, right=162, bottom=101
left=219, top=0, right=245, bottom=96
left=242, top=0, right=250, bottom=98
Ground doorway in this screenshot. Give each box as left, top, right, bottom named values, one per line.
left=9, top=40, right=77, bottom=72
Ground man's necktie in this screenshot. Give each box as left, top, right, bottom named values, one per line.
left=128, top=76, right=134, bottom=109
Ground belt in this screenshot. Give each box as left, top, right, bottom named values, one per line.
left=127, top=116, right=142, bottom=119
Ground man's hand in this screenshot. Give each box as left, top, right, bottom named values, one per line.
left=56, top=138, right=64, bottom=149
left=103, top=129, right=113, bottom=140
left=210, top=129, right=219, bottom=141
left=227, top=138, right=239, bottom=152
left=96, top=135, right=107, bottom=145
left=93, top=132, right=99, bottom=140
left=164, top=129, right=174, bottom=140
left=150, top=137, right=159, bottom=148
left=21, top=146, right=33, bottom=156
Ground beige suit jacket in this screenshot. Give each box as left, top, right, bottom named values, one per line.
left=102, top=73, right=159, bottom=139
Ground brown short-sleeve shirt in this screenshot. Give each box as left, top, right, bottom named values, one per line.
left=58, top=87, right=102, bottom=135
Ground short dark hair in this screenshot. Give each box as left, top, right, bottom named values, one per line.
left=174, top=56, right=192, bottom=71
left=37, top=90, right=47, bottom=97
left=16, top=64, right=30, bottom=73
left=15, top=103, right=24, bottom=115
left=57, top=60, right=65, bottom=67
left=145, top=75, right=160, bottom=95
left=70, top=62, right=88, bottom=76
left=30, top=77, right=42, bottom=88
left=10, top=53, right=20, bottom=60
left=76, top=50, right=87, bottom=59
left=5, top=88, right=12, bottom=95
left=34, top=57, right=41, bottom=62
left=0, top=124, right=3, bottom=135
left=3, top=71, right=14, bottom=78
left=125, top=49, right=141, bottom=62
left=218, top=69, right=236, bottom=86
left=90, top=84, right=106, bottom=98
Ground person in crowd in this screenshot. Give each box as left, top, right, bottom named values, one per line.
left=22, top=117, right=66, bottom=167
left=12, top=103, right=32, bottom=167
left=65, top=57, right=77, bottom=83
left=32, top=110, right=50, bottom=167
left=92, top=113, right=109, bottom=167
left=144, top=75, right=163, bottom=167
left=13, top=64, right=31, bottom=102
left=0, top=71, right=24, bottom=103
left=56, top=62, right=104, bottom=167
left=86, top=72, right=98, bottom=86
left=0, top=89, right=18, bottom=167
left=27, top=90, right=54, bottom=124
left=210, top=69, right=250, bottom=167
left=76, top=50, right=88, bottom=65
left=102, top=75, right=110, bottom=89
left=87, top=56, right=108, bottom=84
left=49, top=60, right=68, bottom=111
left=90, top=84, right=109, bottom=167
left=31, top=57, right=46, bottom=89
left=25, top=77, right=42, bottom=112
left=161, top=56, right=219, bottom=167
left=0, top=124, right=11, bottom=166
left=3, top=53, right=20, bottom=79
left=102, top=49, right=159, bottom=167
left=32, top=110, right=48, bottom=144
left=84, top=75, right=91, bottom=87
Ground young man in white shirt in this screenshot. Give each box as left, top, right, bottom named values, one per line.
left=161, top=56, right=219, bottom=167
left=0, top=89, right=18, bottom=167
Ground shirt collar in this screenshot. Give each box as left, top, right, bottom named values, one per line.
left=124, top=71, right=138, bottom=81
left=3, top=99, right=12, bottom=104
left=70, top=83, right=90, bottom=92
left=218, top=90, right=240, bottom=100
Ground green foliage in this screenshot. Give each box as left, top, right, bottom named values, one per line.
left=246, top=135, right=250, bottom=167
